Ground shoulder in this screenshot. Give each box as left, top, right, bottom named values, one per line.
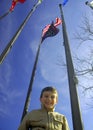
left=28, top=108, right=41, bottom=115
left=23, top=108, right=46, bottom=121
left=53, top=111, right=65, bottom=117
left=30, top=108, right=42, bottom=113
left=26, top=108, right=43, bottom=117
left=52, top=112, right=66, bottom=123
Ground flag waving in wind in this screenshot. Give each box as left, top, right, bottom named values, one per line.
left=41, top=17, right=62, bottom=43
left=9, top=0, right=26, bottom=12
left=0, top=0, right=26, bottom=20
left=62, top=0, right=68, bottom=6
left=54, top=17, right=62, bottom=26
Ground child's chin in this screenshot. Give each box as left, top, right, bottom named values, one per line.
left=45, top=106, right=54, bottom=111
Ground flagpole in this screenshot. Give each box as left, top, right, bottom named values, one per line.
left=21, top=33, right=43, bottom=122
left=20, top=17, right=60, bottom=122
left=0, top=0, right=43, bottom=64
left=0, top=11, right=10, bottom=20
left=59, top=4, right=84, bottom=130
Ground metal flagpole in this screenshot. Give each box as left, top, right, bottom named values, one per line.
left=21, top=33, right=43, bottom=122
left=59, top=4, right=84, bottom=130
left=0, top=10, right=10, bottom=20
left=0, top=0, right=43, bottom=64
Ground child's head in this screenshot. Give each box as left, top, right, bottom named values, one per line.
left=40, top=86, right=58, bottom=111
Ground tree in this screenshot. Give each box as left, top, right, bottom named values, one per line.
left=57, top=13, right=93, bottom=107
left=74, top=13, right=93, bottom=43
left=73, top=13, right=93, bottom=107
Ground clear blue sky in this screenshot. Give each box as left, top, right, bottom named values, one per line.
left=0, top=0, right=93, bottom=130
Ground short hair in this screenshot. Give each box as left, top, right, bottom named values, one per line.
left=40, top=86, right=58, bottom=98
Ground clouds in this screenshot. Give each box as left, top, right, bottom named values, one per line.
left=30, top=36, right=67, bottom=84
left=39, top=58, right=67, bottom=83
left=0, top=61, right=24, bottom=117
left=0, top=62, right=11, bottom=116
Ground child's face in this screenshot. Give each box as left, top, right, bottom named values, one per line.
left=40, top=91, right=58, bottom=111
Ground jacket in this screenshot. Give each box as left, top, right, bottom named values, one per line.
left=18, top=107, right=70, bottom=130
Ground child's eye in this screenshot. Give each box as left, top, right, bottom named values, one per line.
left=51, top=95, right=55, bottom=99
left=45, top=95, right=48, bottom=98
left=44, top=95, right=56, bottom=99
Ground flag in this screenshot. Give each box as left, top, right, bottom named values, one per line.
left=9, top=0, right=26, bottom=12
left=18, top=0, right=26, bottom=3
left=62, top=0, right=68, bottom=6
left=41, top=22, right=60, bottom=43
left=41, top=17, right=62, bottom=42
left=42, top=24, right=50, bottom=37
left=54, top=17, right=62, bottom=26
left=42, top=18, right=62, bottom=37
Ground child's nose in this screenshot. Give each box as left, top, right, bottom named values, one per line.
left=48, top=97, right=52, bottom=100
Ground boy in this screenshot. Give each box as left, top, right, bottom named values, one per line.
left=18, top=86, right=70, bottom=130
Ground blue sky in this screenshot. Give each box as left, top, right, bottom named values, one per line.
left=0, top=0, right=93, bottom=130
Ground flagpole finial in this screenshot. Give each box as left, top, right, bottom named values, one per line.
left=85, top=1, right=88, bottom=5
left=59, top=4, right=62, bottom=9
left=38, top=0, right=43, bottom=4
left=59, top=4, right=62, bottom=6
left=85, top=0, right=93, bottom=9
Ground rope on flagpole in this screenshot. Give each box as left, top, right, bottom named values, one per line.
left=0, top=0, right=43, bottom=64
